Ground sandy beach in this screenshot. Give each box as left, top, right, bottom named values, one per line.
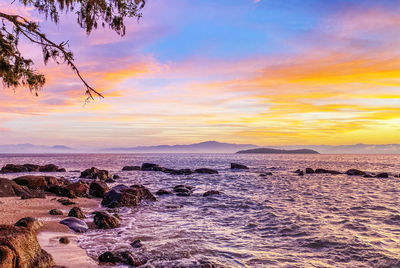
left=0, top=195, right=101, bottom=267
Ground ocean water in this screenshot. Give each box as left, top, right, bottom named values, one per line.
left=1, top=153, right=400, bottom=267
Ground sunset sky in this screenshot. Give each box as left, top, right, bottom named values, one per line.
left=1, top=0, right=400, bottom=148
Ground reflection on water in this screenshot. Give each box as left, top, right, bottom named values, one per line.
left=1, top=154, right=400, bottom=267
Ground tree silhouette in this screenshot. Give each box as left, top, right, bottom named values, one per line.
left=0, top=0, right=145, bottom=100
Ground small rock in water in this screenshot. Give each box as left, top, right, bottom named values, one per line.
left=59, top=218, right=88, bottom=233
left=173, top=185, right=193, bottom=196
left=195, top=168, right=218, bottom=174
left=98, top=251, right=146, bottom=266
left=376, top=172, right=389, bottom=178
left=49, top=209, right=63, bottom=215
left=93, top=211, right=120, bottom=229
left=59, top=237, right=70, bottom=244
left=130, top=239, right=143, bottom=248
left=298, top=171, right=304, bottom=176
left=260, top=172, right=272, bottom=177
left=305, top=168, right=315, bottom=174
left=122, top=166, right=141, bottom=171
left=345, top=169, right=366, bottom=176
left=230, top=163, right=249, bottom=169
left=156, top=189, right=172, bottom=195
left=113, top=174, right=120, bottom=180
left=68, top=207, right=86, bottom=219
left=294, top=169, right=302, bottom=174
left=203, top=190, right=220, bottom=197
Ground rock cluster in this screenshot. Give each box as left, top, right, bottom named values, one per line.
left=101, top=185, right=156, bottom=208
left=0, top=163, right=66, bottom=173
left=80, top=167, right=113, bottom=181
left=122, top=163, right=219, bottom=175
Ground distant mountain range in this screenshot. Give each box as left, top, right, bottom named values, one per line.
left=237, top=148, right=319, bottom=154
left=1, top=142, right=400, bottom=154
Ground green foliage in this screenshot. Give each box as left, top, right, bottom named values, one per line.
left=0, top=0, right=145, bottom=99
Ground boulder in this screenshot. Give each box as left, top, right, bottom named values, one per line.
left=345, top=169, right=366, bottom=176
left=89, top=181, right=109, bottom=198
left=376, top=172, right=389, bottom=178
left=113, top=174, right=120, bottom=180
left=122, top=166, right=141, bottom=171
left=59, top=218, right=88, bottom=233
left=13, top=176, right=48, bottom=190
left=93, top=211, right=120, bottom=229
left=156, top=189, right=172, bottom=195
left=203, top=190, right=220, bottom=197
left=21, top=164, right=40, bottom=172
left=46, top=185, right=74, bottom=198
left=64, top=181, right=89, bottom=198
left=57, top=168, right=67, bottom=172
left=130, top=239, right=143, bottom=248
left=298, top=171, right=304, bottom=176
left=0, top=222, right=55, bottom=268
left=98, top=251, right=145, bottom=266
left=195, top=168, right=218, bottom=174
left=1, top=163, right=64, bottom=174
left=38, top=164, right=59, bottom=172
left=305, top=168, right=315, bottom=174
left=141, top=163, right=164, bottom=171
left=230, top=163, right=249, bottom=169
left=173, top=185, right=193, bottom=196
left=68, top=207, right=86, bottom=219
left=14, top=217, right=43, bottom=231
left=49, top=209, right=63, bottom=216
left=0, top=178, right=33, bottom=197
left=101, top=185, right=156, bottom=208
left=0, top=164, right=29, bottom=173
left=80, top=167, right=112, bottom=180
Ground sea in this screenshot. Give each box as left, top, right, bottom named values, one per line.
left=1, top=153, right=400, bottom=268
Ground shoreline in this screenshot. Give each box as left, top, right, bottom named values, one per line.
left=0, top=196, right=100, bottom=267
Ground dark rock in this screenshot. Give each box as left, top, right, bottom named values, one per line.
left=101, top=185, right=156, bottom=208
left=141, top=163, right=164, bottom=171
left=305, top=168, right=315, bottom=174
left=47, top=185, right=74, bottom=198
left=39, top=164, right=59, bottom=172
left=105, top=178, right=116, bottom=183
left=130, top=239, right=143, bottom=248
left=98, top=251, right=145, bottom=266
left=59, top=237, right=70, bottom=244
left=315, top=169, right=342, bottom=175
left=0, top=223, right=55, bottom=267
left=376, top=172, right=389, bottom=178
left=20, top=191, right=46, bottom=200
left=260, top=172, right=272, bottom=176
left=49, top=209, right=63, bottom=215
left=173, top=185, right=193, bottom=196
left=0, top=164, right=28, bottom=173
left=68, top=207, right=86, bottom=219
left=363, top=174, right=374, bottom=178
left=89, top=181, right=109, bottom=198
left=113, top=174, right=120, bottom=180
left=294, top=169, right=302, bottom=174
left=0, top=178, right=33, bottom=197
left=156, top=189, right=172, bottom=195
left=195, top=168, right=218, bottom=174
left=345, top=169, right=366, bottom=176
left=15, top=217, right=43, bottom=231
left=80, top=167, right=112, bottom=180
left=13, top=176, right=48, bottom=190
left=203, top=190, right=220, bottom=197
left=93, top=211, right=120, bottom=229
left=57, top=198, right=76, bottom=206
left=64, top=181, right=89, bottom=197
left=230, top=163, right=249, bottom=169
left=59, top=218, right=88, bottom=233
left=122, top=166, right=141, bottom=171
left=21, top=164, right=40, bottom=172
left=298, top=171, right=304, bottom=176
left=57, top=168, right=67, bottom=172
left=163, top=168, right=194, bottom=175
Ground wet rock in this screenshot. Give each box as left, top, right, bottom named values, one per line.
left=49, top=209, right=63, bottom=216
left=294, top=169, right=302, bottom=174
left=89, top=181, right=109, bottom=198
left=315, top=169, right=342, bottom=175
left=130, top=239, right=143, bottom=248
left=164, top=168, right=194, bottom=175
left=376, top=172, right=389, bottom=178
left=93, top=211, right=120, bottom=229
left=0, top=222, right=55, bottom=267
left=80, top=167, right=112, bottom=180
left=195, top=168, right=218, bottom=174
left=101, top=185, right=156, bottom=208
left=98, top=251, right=145, bottom=266
left=57, top=198, right=76, bottom=206
left=203, top=190, right=220, bottom=197
left=105, top=178, right=116, bottom=183
left=59, top=218, right=88, bottom=233
left=13, top=176, right=47, bottom=190
left=363, top=174, right=374, bottom=178
left=141, top=163, right=164, bottom=171
left=64, top=181, right=89, bottom=198
left=156, top=189, right=172, bottom=195
left=230, top=163, right=249, bottom=169
left=260, top=172, right=272, bottom=176
left=15, top=217, right=43, bottom=231
left=0, top=178, right=33, bottom=197
left=47, top=185, right=74, bottom=198
left=113, top=174, right=120, bottom=180
left=297, top=171, right=304, bottom=176
left=305, top=168, right=315, bottom=174
left=59, top=237, right=70, bottom=244
left=345, top=169, right=366, bottom=176
left=39, top=164, right=59, bottom=172
left=68, top=207, right=86, bottom=219
left=122, top=166, right=141, bottom=171
left=173, top=185, right=193, bottom=196
left=0, top=164, right=29, bottom=173
left=57, top=168, right=67, bottom=172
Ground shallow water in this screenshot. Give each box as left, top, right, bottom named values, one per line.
left=1, top=153, right=400, bottom=267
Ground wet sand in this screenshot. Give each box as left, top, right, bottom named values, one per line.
left=0, top=196, right=101, bottom=267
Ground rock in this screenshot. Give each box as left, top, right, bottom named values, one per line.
left=363, top=174, right=374, bottom=178
left=98, top=251, right=145, bottom=266
left=141, top=163, right=164, bottom=171
left=113, top=174, right=120, bottom=180
left=89, top=181, right=109, bottom=198
left=203, top=190, right=220, bottom=197
left=315, top=169, right=342, bottom=175
left=173, top=185, right=193, bottom=196
left=156, top=189, right=172, bottom=195
left=345, top=169, right=366, bottom=176
left=57, top=198, right=76, bottom=206
left=13, top=176, right=48, bottom=190
left=59, top=237, right=70, bottom=244
left=122, top=166, right=141, bottom=171
left=376, top=172, right=389, bottom=178
left=163, top=168, right=194, bottom=175
left=195, top=168, right=218, bottom=174
left=230, top=163, right=249, bottom=169
left=93, top=211, right=120, bottom=229
left=130, top=239, right=143, bottom=248
left=0, top=178, right=33, bottom=197
left=39, top=164, right=59, bottom=172
left=65, top=181, right=89, bottom=198
left=298, top=171, right=304, bottom=176
left=294, top=169, right=302, bottom=174
left=101, top=185, right=156, bottom=208
left=105, top=178, right=116, bottom=183
left=80, top=167, right=112, bottom=180
left=0, top=223, right=55, bottom=267
left=47, top=185, right=74, bottom=198
left=305, top=168, right=315, bottom=174
left=20, top=191, right=46, bottom=200
left=14, top=217, right=43, bottom=231
left=49, top=209, right=63, bottom=215
left=59, top=218, right=88, bottom=233
left=68, top=207, right=86, bottom=219
left=0, top=164, right=29, bottom=173
left=260, top=172, right=272, bottom=176
left=57, top=168, right=67, bottom=172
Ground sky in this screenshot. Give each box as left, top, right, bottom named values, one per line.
left=1, top=0, right=400, bottom=148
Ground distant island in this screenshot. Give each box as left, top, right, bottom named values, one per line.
left=236, top=148, right=320, bottom=154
